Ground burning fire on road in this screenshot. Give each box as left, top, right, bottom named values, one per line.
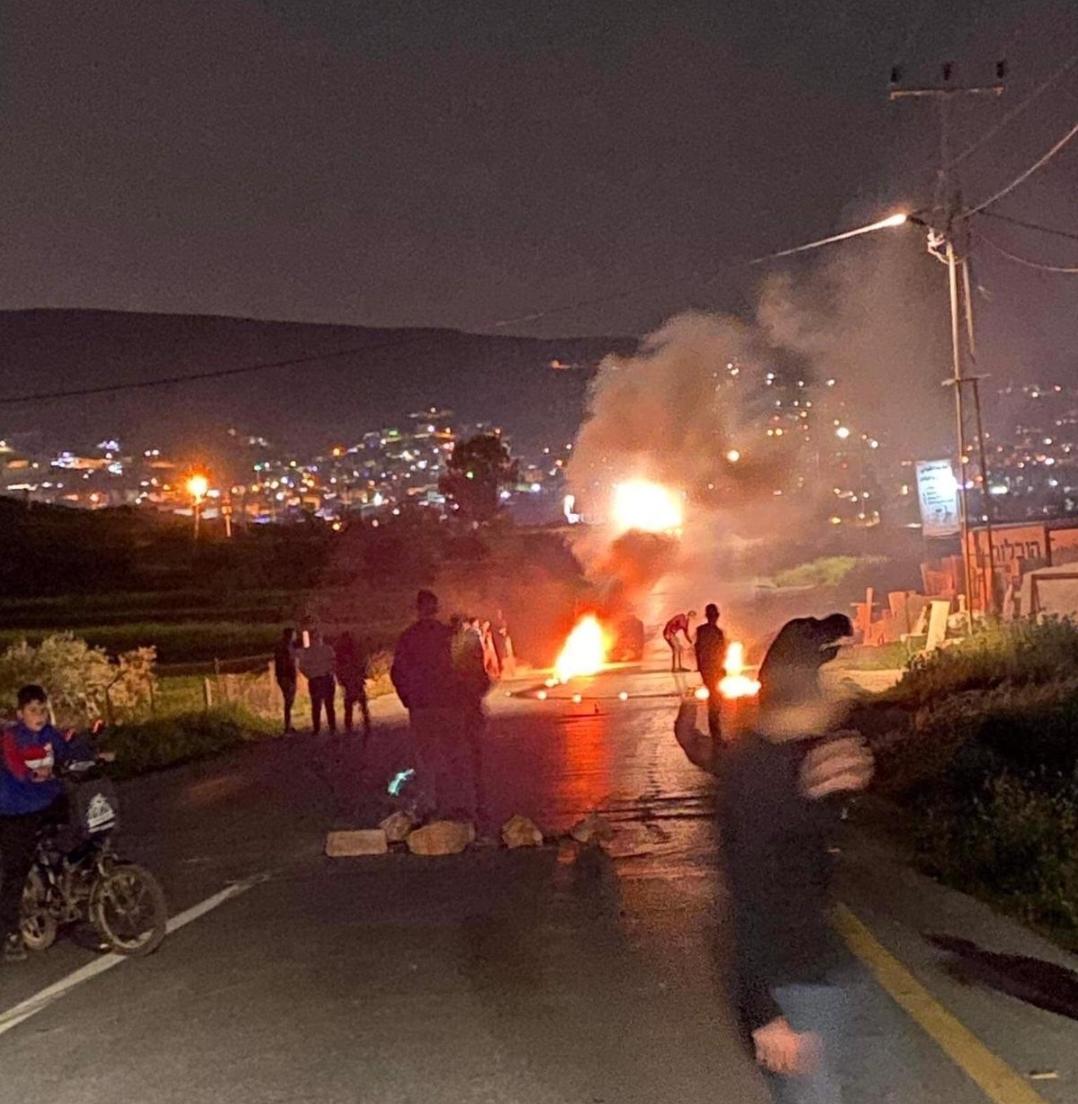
left=553, top=614, right=610, bottom=682
left=718, top=641, right=761, bottom=699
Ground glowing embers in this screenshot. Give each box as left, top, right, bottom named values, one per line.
left=718, top=641, right=761, bottom=700
left=553, top=615, right=610, bottom=683
left=611, top=480, right=683, bottom=534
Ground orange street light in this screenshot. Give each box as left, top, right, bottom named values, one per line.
left=187, top=473, right=209, bottom=539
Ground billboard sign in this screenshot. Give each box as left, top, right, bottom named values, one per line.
left=916, top=460, right=960, bottom=538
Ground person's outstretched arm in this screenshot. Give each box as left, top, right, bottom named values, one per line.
left=673, top=700, right=718, bottom=775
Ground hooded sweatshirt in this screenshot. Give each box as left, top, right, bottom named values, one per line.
left=0, top=721, right=88, bottom=816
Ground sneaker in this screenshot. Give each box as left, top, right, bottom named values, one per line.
left=3, top=932, right=27, bottom=963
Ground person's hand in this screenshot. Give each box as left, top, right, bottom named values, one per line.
left=800, top=734, right=874, bottom=800
left=752, top=1017, right=821, bottom=1076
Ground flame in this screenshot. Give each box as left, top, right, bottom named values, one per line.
left=611, top=480, right=683, bottom=534
left=718, top=641, right=761, bottom=700
left=554, top=615, right=609, bottom=682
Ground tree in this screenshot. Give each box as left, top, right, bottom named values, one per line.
left=439, top=434, right=519, bottom=523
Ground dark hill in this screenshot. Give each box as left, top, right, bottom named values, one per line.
left=0, top=310, right=632, bottom=452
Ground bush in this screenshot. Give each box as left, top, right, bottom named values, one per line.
left=101, top=705, right=276, bottom=778
left=890, top=617, right=1078, bottom=707
left=916, top=775, right=1078, bottom=931
left=0, top=633, right=156, bottom=727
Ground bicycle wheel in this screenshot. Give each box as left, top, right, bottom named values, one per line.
left=89, top=863, right=168, bottom=956
left=20, top=868, right=57, bottom=952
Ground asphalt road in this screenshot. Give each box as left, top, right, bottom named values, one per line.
left=0, top=666, right=1075, bottom=1104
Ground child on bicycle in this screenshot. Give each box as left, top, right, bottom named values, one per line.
left=0, top=684, right=92, bottom=963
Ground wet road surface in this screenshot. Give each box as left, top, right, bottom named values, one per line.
left=0, top=666, right=1074, bottom=1103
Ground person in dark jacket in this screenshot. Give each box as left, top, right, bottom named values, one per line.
left=391, top=591, right=471, bottom=819
left=273, top=628, right=298, bottom=734
left=0, top=685, right=93, bottom=963
left=334, top=631, right=371, bottom=739
left=694, top=603, right=727, bottom=739
left=674, top=614, right=871, bottom=1103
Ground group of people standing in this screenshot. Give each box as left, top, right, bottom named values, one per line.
left=273, top=627, right=371, bottom=737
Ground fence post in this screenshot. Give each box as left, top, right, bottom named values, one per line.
left=202, top=677, right=212, bottom=712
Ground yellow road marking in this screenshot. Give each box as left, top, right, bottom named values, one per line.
left=834, top=904, right=1048, bottom=1104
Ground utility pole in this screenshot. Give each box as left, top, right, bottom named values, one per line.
left=890, top=60, right=1006, bottom=623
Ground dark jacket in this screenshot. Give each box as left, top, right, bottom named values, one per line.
left=718, top=732, right=843, bottom=1033
left=694, top=622, right=726, bottom=681
left=1, top=721, right=91, bottom=816
left=390, top=618, right=457, bottom=710
left=273, top=640, right=297, bottom=684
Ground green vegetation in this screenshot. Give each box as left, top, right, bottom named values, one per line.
left=774, top=555, right=886, bottom=589
left=100, top=706, right=278, bottom=779
left=868, top=618, right=1078, bottom=945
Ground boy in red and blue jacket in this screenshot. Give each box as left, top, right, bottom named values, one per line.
left=0, top=684, right=90, bottom=962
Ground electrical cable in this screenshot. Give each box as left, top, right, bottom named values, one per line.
left=962, top=118, right=1078, bottom=216
left=977, top=209, right=1078, bottom=243
left=949, top=50, right=1078, bottom=169
left=0, top=212, right=916, bottom=405
left=976, top=231, right=1078, bottom=273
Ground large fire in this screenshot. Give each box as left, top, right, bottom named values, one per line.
left=718, top=641, right=761, bottom=700
left=611, top=480, right=683, bottom=534
left=554, top=615, right=609, bottom=682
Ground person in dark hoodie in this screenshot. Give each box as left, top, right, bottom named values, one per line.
left=0, top=684, right=93, bottom=963
left=675, top=614, right=872, bottom=1103
left=391, top=590, right=471, bottom=819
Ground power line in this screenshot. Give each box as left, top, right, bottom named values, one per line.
left=493, top=212, right=915, bottom=328
left=0, top=208, right=917, bottom=406
left=949, top=51, right=1078, bottom=170
left=977, top=208, right=1078, bottom=243
left=976, top=230, right=1078, bottom=273
left=962, top=117, right=1078, bottom=216
left=0, top=329, right=441, bottom=408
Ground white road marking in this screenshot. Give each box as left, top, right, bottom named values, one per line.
left=0, top=873, right=266, bottom=1039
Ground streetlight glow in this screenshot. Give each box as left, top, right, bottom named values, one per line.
left=187, top=473, right=209, bottom=499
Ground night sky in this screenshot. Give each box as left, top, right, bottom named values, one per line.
left=0, top=0, right=1075, bottom=414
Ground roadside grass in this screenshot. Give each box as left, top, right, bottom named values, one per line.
left=101, top=705, right=279, bottom=779
left=864, top=617, right=1078, bottom=944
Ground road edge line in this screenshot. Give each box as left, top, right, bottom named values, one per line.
left=0, top=874, right=264, bottom=1040
left=834, top=902, right=1048, bottom=1104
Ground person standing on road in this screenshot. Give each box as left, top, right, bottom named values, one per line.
left=273, top=628, right=298, bottom=734
left=391, top=591, right=469, bottom=820
left=694, top=603, right=727, bottom=739
left=663, top=609, right=696, bottom=672
left=334, top=631, right=371, bottom=739
left=296, top=629, right=337, bottom=735
left=674, top=614, right=872, bottom=1104
left=451, top=614, right=492, bottom=828
left=0, top=685, right=93, bottom=963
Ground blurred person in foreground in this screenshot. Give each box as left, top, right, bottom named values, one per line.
left=694, top=603, right=727, bottom=739
left=675, top=613, right=873, bottom=1104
